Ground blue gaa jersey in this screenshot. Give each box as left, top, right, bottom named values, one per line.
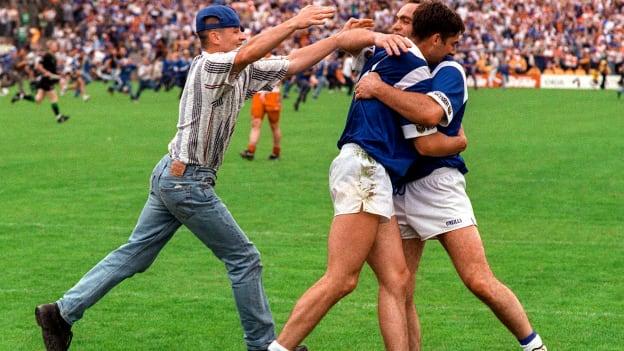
left=337, top=44, right=432, bottom=185
left=404, top=57, right=469, bottom=182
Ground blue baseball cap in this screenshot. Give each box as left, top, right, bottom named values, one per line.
left=195, top=5, right=242, bottom=33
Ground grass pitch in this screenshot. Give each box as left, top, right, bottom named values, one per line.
left=1, top=85, right=623, bottom=350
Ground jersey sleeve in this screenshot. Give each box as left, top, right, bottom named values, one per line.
left=243, top=56, right=290, bottom=98
left=371, top=52, right=430, bottom=90
left=400, top=117, right=438, bottom=139
left=200, top=51, right=238, bottom=98
left=427, top=62, right=467, bottom=127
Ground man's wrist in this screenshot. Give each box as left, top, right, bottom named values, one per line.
left=370, top=80, right=386, bottom=98
left=283, top=18, right=299, bottom=32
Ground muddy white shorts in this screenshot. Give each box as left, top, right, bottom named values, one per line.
left=329, top=143, right=394, bottom=221
left=394, top=167, right=477, bottom=240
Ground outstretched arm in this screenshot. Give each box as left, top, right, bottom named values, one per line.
left=355, top=72, right=444, bottom=127
left=232, top=5, right=336, bottom=75
left=287, top=25, right=412, bottom=75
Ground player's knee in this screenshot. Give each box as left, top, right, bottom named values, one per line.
left=398, top=268, right=412, bottom=295
left=228, top=249, right=262, bottom=284
left=464, top=274, right=496, bottom=301
left=340, top=276, right=359, bottom=296
left=328, top=274, right=358, bottom=298
left=382, top=267, right=411, bottom=297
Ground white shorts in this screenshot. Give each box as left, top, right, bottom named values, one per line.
left=394, top=167, right=477, bottom=240
left=329, top=143, right=394, bottom=221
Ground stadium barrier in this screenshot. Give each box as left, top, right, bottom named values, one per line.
left=540, top=74, right=622, bottom=90
left=468, top=73, right=541, bottom=89
left=467, top=73, right=622, bottom=90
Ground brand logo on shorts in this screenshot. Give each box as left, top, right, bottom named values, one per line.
left=446, top=218, right=462, bottom=226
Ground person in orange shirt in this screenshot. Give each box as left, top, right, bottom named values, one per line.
left=241, top=84, right=283, bottom=160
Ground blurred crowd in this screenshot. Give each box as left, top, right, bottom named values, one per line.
left=1, top=0, right=623, bottom=99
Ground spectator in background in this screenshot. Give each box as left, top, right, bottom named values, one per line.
left=1, top=0, right=624, bottom=97
left=461, top=52, right=478, bottom=90
left=617, top=65, right=624, bottom=98
left=499, top=53, right=510, bottom=89
left=293, top=66, right=314, bottom=111
left=327, top=53, right=341, bottom=91
left=131, top=56, right=156, bottom=101
left=599, top=58, right=610, bottom=89
left=342, top=53, right=354, bottom=95
left=312, top=55, right=330, bottom=99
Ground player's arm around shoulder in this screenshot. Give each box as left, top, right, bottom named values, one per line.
left=355, top=71, right=444, bottom=127
left=413, top=126, right=467, bottom=157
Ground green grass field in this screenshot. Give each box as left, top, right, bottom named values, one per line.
left=1, top=85, right=623, bottom=350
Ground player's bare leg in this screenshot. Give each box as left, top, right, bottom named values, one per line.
left=275, top=212, right=392, bottom=350
left=268, top=116, right=281, bottom=159
left=249, top=117, right=262, bottom=148
left=402, top=238, right=426, bottom=351
left=367, top=216, right=411, bottom=351
left=241, top=117, right=262, bottom=160
left=438, top=226, right=533, bottom=339
left=35, top=89, right=46, bottom=104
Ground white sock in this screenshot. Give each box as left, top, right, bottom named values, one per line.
left=520, top=332, right=544, bottom=351
left=268, top=340, right=290, bottom=351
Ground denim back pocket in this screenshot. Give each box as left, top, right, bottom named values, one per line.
left=159, top=177, right=194, bottom=220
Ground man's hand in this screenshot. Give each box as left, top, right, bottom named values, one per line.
left=373, top=33, right=412, bottom=56
left=289, top=5, right=336, bottom=30
left=340, top=18, right=374, bottom=33
left=354, top=72, right=383, bottom=100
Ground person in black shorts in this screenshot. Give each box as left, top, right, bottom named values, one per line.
left=16, top=41, right=70, bottom=123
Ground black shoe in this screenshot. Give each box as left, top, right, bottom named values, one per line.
left=11, top=93, right=22, bottom=104
left=294, top=102, right=299, bottom=111
left=268, top=153, right=280, bottom=161
left=56, top=115, right=70, bottom=124
left=240, top=149, right=254, bottom=160
left=35, top=303, right=73, bottom=351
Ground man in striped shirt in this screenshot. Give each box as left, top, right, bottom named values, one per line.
left=34, top=4, right=413, bottom=351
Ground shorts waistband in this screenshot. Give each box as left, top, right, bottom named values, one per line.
left=341, top=143, right=364, bottom=152
left=426, top=167, right=460, bottom=178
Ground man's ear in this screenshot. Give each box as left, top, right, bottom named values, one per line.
left=432, top=33, right=442, bottom=46
left=209, top=30, right=220, bottom=46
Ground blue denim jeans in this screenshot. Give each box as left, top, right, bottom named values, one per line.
left=57, top=155, right=275, bottom=350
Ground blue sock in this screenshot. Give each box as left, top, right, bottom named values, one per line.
left=519, top=331, right=536, bottom=346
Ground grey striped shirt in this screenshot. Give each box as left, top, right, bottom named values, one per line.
left=168, top=51, right=289, bottom=169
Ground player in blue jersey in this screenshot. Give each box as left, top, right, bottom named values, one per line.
left=355, top=1, right=547, bottom=350
left=269, top=13, right=469, bottom=351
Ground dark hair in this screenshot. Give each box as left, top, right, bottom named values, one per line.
left=412, top=0, right=465, bottom=41
left=197, top=17, right=221, bottom=47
